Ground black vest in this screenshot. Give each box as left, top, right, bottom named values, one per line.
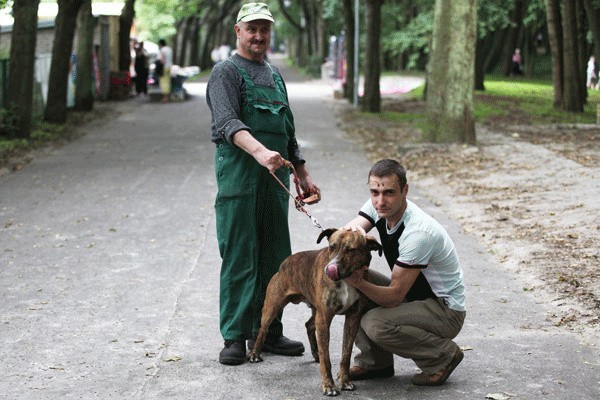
left=374, top=219, right=436, bottom=302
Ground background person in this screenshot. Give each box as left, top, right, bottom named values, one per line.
left=343, top=159, right=466, bottom=386
left=587, top=55, right=598, bottom=90
left=158, top=39, right=173, bottom=102
left=511, top=48, right=523, bottom=76
left=134, top=41, right=149, bottom=95
left=205, top=2, right=320, bottom=366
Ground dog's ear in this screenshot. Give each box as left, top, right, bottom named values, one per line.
left=317, top=228, right=337, bottom=244
left=366, top=236, right=383, bottom=256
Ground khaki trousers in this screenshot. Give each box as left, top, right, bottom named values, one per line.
left=354, top=270, right=465, bottom=375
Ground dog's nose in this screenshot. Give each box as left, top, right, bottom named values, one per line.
left=324, top=263, right=339, bottom=281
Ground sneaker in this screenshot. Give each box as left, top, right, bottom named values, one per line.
left=247, top=335, right=304, bottom=356
left=219, top=340, right=246, bottom=365
left=348, top=365, right=394, bottom=381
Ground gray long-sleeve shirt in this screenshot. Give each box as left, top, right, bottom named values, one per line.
left=206, top=53, right=304, bottom=166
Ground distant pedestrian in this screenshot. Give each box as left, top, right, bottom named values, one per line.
left=511, top=48, right=523, bottom=76
left=587, top=55, right=598, bottom=90
left=134, top=42, right=149, bottom=95
left=158, top=39, right=173, bottom=102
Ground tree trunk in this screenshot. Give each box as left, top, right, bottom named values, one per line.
left=5, top=0, right=40, bottom=138
left=561, top=0, right=584, bottom=112
left=43, top=0, right=84, bottom=124
left=362, top=0, right=383, bottom=113
left=475, top=36, right=488, bottom=91
left=342, top=0, right=355, bottom=102
left=189, top=17, right=200, bottom=68
left=119, top=0, right=135, bottom=72
left=172, top=18, right=184, bottom=65
left=502, top=0, right=528, bottom=76
left=483, top=29, right=508, bottom=73
left=545, top=0, right=563, bottom=108
left=74, top=0, right=94, bottom=112
left=577, top=0, right=588, bottom=104
left=426, top=0, right=477, bottom=144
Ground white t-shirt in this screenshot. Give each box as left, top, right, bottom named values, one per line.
left=359, top=199, right=466, bottom=311
left=161, top=46, right=173, bottom=68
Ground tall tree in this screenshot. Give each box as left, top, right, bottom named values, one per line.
left=74, top=0, right=95, bottom=111
left=546, top=0, right=585, bottom=112
left=426, top=0, right=477, bottom=144
left=545, top=0, right=563, bottom=107
left=119, top=0, right=136, bottom=72
left=561, top=0, right=584, bottom=111
left=43, top=0, right=85, bottom=124
left=501, top=0, right=528, bottom=76
left=5, top=0, right=40, bottom=138
left=362, top=0, right=383, bottom=112
left=342, top=0, right=355, bottom=102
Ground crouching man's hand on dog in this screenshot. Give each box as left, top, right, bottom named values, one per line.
left=344, top=266, right=368, bottom=289
left=343, top=218, right=371, bottom=236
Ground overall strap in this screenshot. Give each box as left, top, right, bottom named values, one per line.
left=227, top=58, right=256, bottom=90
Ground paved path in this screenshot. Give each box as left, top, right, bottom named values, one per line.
left=0, top=54, right=598, bottom=399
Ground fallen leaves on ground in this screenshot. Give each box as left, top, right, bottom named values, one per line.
left=337, top=98, right=600, bottom=344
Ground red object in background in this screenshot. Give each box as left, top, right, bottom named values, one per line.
left=110, top=71, right=132, bottom=86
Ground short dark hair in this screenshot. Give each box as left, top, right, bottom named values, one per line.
left=159, top=39, right=166, bottom=46
left=368, top=159, right=407, bottom=188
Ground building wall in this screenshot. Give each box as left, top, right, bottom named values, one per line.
left=0, top=26, right=56, bottom=56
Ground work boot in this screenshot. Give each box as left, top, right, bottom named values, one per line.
left=219, top=340, right=246, bottom=365
left=247, top=335, right=304, bottom=356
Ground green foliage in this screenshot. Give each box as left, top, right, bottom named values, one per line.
left=0, top=116, right=68, bottom=160
left=523, top=0, right=547, bottom=31
left=0, top=138, right=28, bottom=152
left=383, top=10, right=433, bottom=69
left=0, top=106, right=20, bottom=139
left=477, top=0, right=514, bottom=36
left=134, top=0, right=178, bottom=42
left=31, top=121, right=64, bottom=140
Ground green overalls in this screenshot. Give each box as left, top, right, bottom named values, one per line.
left=214, top=59, right=294, bottom=341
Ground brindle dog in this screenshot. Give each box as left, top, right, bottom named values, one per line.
left=248, top=228, right=382, bottom=396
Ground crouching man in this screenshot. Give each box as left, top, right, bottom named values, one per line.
left=344, top=159, right=466, bottom=386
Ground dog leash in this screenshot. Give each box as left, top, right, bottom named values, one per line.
left=270, top=160, right=324, bottom=231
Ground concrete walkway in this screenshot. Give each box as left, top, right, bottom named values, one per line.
left=0, top=54, right=598, bottom=399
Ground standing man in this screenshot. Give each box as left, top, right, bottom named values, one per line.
left=206, top=2, right=320, bottom=366
left=343, top=159, right=466, bottom=386
left=158, top=39, right=173, bottom=102
left=134, top=41, right=149, bottom=96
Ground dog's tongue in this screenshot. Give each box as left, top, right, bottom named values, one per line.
left=324, top=263, right=339, bottom=281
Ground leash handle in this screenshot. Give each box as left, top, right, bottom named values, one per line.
left=270, top=161, right=324, bottom=231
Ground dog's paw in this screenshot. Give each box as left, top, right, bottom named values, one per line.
left=247, top=353, right=263, bottom=363
left=321, top=384, right=340, bottom=396
left=340, top=380, right=355, bottom=391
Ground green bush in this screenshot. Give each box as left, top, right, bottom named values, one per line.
left=0, top=106, right=20, bottom=139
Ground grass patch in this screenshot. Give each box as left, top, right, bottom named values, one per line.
left=405, top=76, right=600, bottom=125
left=0, top=121, right=65, bottom=155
